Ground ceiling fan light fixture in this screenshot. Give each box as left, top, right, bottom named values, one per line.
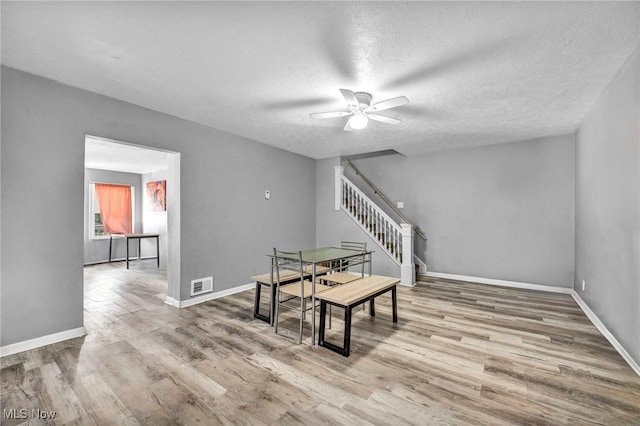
left=310, top=89, right=408, bottom=131
left=349, top=112, right=368, bottom=130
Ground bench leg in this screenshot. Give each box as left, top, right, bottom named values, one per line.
left=369, top=298, right=375, bottom=317
left=253, top=282, right=264, bottom=321
left=392, top=286, right=398, bottom=323
left=318, top=301, right=327, bottom=346
left=344, top=306, right=352, bottom=356
left=318, top=302, right=351, bottom=357
left=253, top=282, right=272, bottom=324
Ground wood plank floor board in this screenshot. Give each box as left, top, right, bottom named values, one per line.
left=191, top=318, right=288, bottom=354
left=202, top=356, right=321, bottom=424
left=388, top=382, right=504, bottom=426
left=2, top=265, right=639, bottom=425
left=1, top=364, right=51, bottom=426
left=75, top=372, right=141, bottom=426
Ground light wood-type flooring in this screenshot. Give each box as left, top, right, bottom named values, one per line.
left=2, top=262, right=639, bottom=425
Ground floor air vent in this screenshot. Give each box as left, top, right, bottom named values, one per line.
left=191, top=277, right=213, bottom=296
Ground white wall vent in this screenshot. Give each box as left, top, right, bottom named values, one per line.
left=191, top=277, right=213, bottom=296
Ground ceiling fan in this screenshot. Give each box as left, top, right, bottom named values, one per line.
left=309, top=89, right=409, bottom=131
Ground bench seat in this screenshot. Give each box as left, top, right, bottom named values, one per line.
left=316, top=275, right=399, bottom=356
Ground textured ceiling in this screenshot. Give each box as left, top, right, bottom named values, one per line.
left=2, top=2, right=639, bottom=159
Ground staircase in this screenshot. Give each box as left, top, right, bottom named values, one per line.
left=342, top=177, right=404, bottom=263
left=334, top=165, right=423, bottom=286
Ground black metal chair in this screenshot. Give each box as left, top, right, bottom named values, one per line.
left=273, top=248, right=332, bottom=344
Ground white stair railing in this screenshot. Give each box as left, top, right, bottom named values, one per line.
left=334, top=166, right=415, bottom=286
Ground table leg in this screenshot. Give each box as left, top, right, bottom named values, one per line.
left=270, top=258, right=275, bottom=327
left=311, top=263, right=316, bottom=346
left=156, top=236, right=160, bottom=267
left=270, top=284, right=277, bottom=326
left=126, top=238, right=130, bottom=269
left=109, top=235, right=113, bottom=262
left=138, top=238, right=141, bottom=263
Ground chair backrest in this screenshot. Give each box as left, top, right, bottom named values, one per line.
left=341, top=241, right=366, bottom=251
left=339, top=241, right=367, bottom=274
left=272, top=248, right=304, bottom=285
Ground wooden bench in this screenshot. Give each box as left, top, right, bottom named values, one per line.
left=316, top=275, right=399, bottom=357
left=252, top=266, right=330, bottom=324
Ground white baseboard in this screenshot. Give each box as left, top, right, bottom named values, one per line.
left=424, top=271, right=640, bottom=377
left=164, top=296, right=181, bottom=308
left=571, top=291, right=640, bottom=377
left=164, top=283, right=254, bottom=308
left=424, top=271, right=574, bottom=294
left=0, top=326, right=87, bottom=358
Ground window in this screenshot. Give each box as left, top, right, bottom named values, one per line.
left=89, top=182, right=135, bottom=239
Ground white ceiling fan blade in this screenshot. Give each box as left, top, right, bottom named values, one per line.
left=310, top=111, right=352, bottom=119
left=370, top=96, right=409, bottom=112
left=339, top=88, right=359, bottom=107
left=367, top=114, right=401, bottom=125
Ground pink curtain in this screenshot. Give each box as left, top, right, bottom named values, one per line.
left=95, top=184, right=132, bottom=234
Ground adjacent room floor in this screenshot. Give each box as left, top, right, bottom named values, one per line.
left=1, top=263, right=639, bottom=425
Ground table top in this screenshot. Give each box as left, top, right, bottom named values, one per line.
left=110, top=233, right=160, bottom=238
left=270, top=246, right=371, bottom=264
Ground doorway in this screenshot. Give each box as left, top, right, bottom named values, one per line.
left=83, top=135, right=181, bottom=306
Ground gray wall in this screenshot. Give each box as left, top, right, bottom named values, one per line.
left=83, top=168, right=143, bottom=264
left=1, top=66, right=316, bottom=346
left=575, top=53, right=640, bottom=364
left=340, top=135, right=576, bottom=288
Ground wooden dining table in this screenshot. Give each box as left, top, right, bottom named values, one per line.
left=270, top=246, right=372, bottom=345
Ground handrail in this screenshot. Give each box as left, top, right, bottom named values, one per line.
left=344, top=158, right=426, bottom=240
